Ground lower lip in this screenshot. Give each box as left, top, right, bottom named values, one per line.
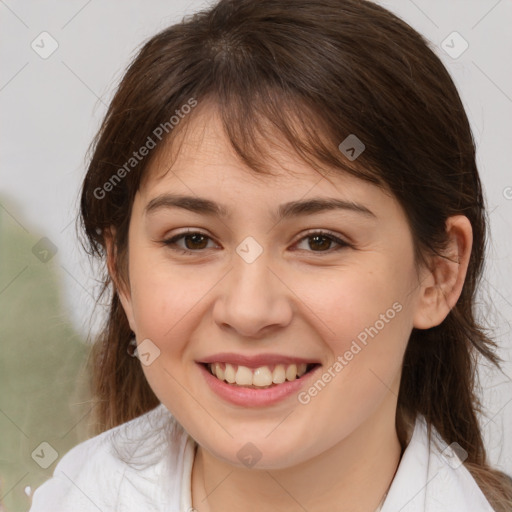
left=197, top=363, right=321, bottom=407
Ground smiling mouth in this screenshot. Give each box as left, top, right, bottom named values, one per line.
left=204, top=362, right=319, bottom=389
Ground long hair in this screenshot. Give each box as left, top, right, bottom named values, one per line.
left=78, top=0, right=512, bottom=508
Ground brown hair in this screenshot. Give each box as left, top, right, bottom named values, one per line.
left=78, top=0, right=512, bottom=508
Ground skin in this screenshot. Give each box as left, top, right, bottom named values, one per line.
left=106, top=102, right=472, bottom=512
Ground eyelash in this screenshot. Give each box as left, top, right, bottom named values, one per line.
left=161, top=229, right=351, bottom=255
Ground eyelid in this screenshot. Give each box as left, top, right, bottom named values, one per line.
left=161, top=228, right=351, bottom=255
left=161, top=229, right=217, bottom=250
left=291, top=229, right=351, bottom=253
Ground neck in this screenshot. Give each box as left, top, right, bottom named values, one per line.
left=191, top=394, right=403, bottom=512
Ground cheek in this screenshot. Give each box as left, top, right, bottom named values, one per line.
left=129, top=263, right=204, bottom=415
left=127, top=257, right=218, bottom=398
left=296, top=263, right=411, bottom=351
left=128, top=252, right=210, bottom=342
left=294, top=264, right=414, bottom=406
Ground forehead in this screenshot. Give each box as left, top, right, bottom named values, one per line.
left=139, top=102, right=391, bottom=208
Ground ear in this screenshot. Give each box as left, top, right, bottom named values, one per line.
left=413, top=215, right=473, bottom=329
left=104, top=227, right=137, bottom=333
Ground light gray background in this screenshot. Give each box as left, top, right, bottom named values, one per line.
left=1, top=0, right=511, bottom=473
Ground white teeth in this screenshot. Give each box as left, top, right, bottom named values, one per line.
left=214, top=363, right=225, bottom=381
left=224, top=363, right=236, bottom=383
left=253, top=367, right=273, bottom=386
left=285, top=364, right=297, bottom=381
left=209, top=362, right=311, bottom=387
left=235, top=365, right=254, bottom=386
left=272, top=364, right=286, bottom=384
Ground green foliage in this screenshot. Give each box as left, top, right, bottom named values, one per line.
left=0, top=197, right=91, bottom=512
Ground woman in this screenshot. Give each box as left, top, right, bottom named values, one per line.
left=30, top=0, right=512, bottom=510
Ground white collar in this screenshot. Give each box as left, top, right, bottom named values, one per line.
left=180, top=414, right=495, bottom=511
left=381, top=415, right=494, bottom=512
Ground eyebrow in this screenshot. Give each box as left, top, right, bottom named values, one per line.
left=144, top=194, right=376, bottom=219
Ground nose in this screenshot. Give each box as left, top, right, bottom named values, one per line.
left=212, top=250, right=293, bottom=338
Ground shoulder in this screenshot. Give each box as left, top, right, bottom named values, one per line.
left=382, top=415, right=496, bottom=512
left=29, top=404, right=192, bottom=512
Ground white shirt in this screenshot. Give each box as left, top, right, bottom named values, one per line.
left=29, top=404, right=496, bottom=512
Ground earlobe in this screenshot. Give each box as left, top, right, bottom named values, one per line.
left=412, top=215, right=473, bottom=329
left=104, top=227, right=137, bottom=332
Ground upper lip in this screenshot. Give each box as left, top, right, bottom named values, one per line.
left=197, top=353, right=321, bottom=368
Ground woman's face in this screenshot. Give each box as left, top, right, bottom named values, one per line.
left=116, top=104, right=429, bottom=469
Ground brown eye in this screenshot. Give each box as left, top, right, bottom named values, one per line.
left=181, top=233, right=209, bottom=250
left=162, top=231, right=216, bottom=254
left=162, top=229, right=350, bottom=256
left=294, top=231, right=350, bottom=253
left=308, top=234, right=333, bottom=251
